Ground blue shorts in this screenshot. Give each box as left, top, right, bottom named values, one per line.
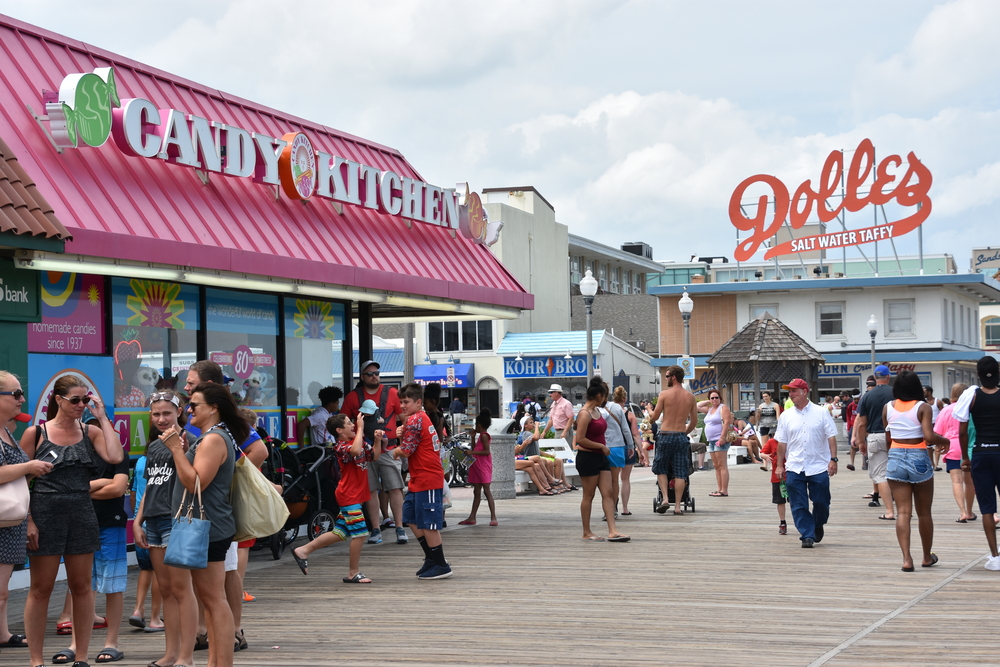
left=332, top=504, right=370, bottom=541
left=886, top=447, right=934, bottom=484
left=608, top=446, right=626, bottom=468
left=972, top=450, right=1000, bottom=516
left=93, top=526, right=128, bottom=594
left=143, top=515, right=172, bottom=548
left=403, top=488, right=444, bottom=531
left=945, top=458, right=963, bottom=472
left=135, top=546, right=153, bottom=571
left=707, top=439, right=730, bottom=453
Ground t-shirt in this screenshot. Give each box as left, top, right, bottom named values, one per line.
left=93, top=457, right=130, bottom=528
left=142, top=437, right=178, bottom=520
left=342, top=385, right=402, bottom=447
left=758, top=402, right=779, bottom=428
left=761, top=437, right=781, bottom=484
left=517, top=430, right=540, bottom=458
left=399, top=411, right=443, bottom=493
left=131, top=455, right=147, bottom=510
left=843, top=400, right=857, bottom=430
left=855, top=384, right=895, bottom=434
left=307, top=406, right=334, bottom=445
left=334, top=438, right=373, bottom=507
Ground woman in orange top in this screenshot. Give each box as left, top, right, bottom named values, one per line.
left=882, top=370, right=949, bottom=572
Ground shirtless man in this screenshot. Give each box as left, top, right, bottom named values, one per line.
left=648, top=365, right=699, bottom=515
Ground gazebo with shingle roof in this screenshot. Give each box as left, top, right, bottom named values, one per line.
left=707, top=313, right=826, bottom=408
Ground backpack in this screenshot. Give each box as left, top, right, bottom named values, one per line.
left=355, top=386, right=397, bottom=445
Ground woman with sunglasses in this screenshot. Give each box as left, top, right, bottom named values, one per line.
left=697, top=389, right=733, bottom=497
left=21, top=374, right=123, bottom=667
left=0, top=372, right=53, bottom=653
left=133, top=391, right=198, bottom=667
left=161, top=383, right=247, bottom=667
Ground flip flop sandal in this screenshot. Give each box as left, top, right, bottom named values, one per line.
left=343, top=573, right=373, bottom=584
left=93, top=617, right=108, bottom=630
left=581, top=536, right=605, bottom=541
left=96, top=647, right=124, bottom=663
left=607, top=534, right=631, bottom=542
left=489, top=520, right=498, bottom=526
left=52, top=649, right=76, bottom=664
left=922, top=553, right=939, bottom=568
left=878, top=515, right=895, bottom=520
left=128, top=615, right=145, bottom=629
left=620, top=511, right=632, bottom=515
left=194, top=633, right=209, bottom=651
left=143, top=626, right=165, bottom=633
left=292, top=550, right=308, bottom=576
left=0, top=634, right=27, bottom=646
left=56, top=622, right=73, bottom=635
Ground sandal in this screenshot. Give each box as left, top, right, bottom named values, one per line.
left=194, top=633, right=209, bottom=651
left=96, top=647, right=124, bottom=663
left=342, top=572, right=373, bottom=584
left=53, top=649, right=76, bottom=664
left=291, top=548, right=308, bottom=576
left=0, top=634, right=27, bottom=646
left=708, top=491, right=728, bottom=497
left=56, top=622, right=73, bottom=636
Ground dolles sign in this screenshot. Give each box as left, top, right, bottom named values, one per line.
left=44, top=68, right=463, bottom=231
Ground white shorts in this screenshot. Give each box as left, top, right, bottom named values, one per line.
left=224, top=541, right=239, bottom=571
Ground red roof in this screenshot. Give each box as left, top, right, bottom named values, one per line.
left=0, top=15, right=531, bottom=310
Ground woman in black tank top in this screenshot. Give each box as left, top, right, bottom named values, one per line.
left=961, top=356, right=1000, bottom=570
left=21, top=375, right=124, bottom=667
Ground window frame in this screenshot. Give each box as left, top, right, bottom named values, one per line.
left=816, top=301, right=846, bottom=338
left=749, top=303, right=778, bottom=320
left=884, top=298, right=916, bottom=338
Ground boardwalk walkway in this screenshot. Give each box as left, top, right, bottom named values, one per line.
left=8, top=461, right=1000, bottom=666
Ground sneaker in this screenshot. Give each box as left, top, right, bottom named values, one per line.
left=801, top=538, right=814, bottom=548
left=242, top=591, right=255, bottom=602
left=396, top=528, right=408, bottom=544
left=417, top=563, right=454, bottom=580
left=985, top=556, right=1000, bottom=571
left=416, top=558, right=434, bottom=577
left=380, top=518, right=395, bottom=529
left=868, top=499, right=881, bottom=507
left=778, top=523, right=787, bottom=535
left=367, top=529, right=382, bottom=545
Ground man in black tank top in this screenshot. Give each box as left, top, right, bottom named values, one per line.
left=957, top=356, right=1000, bottom=571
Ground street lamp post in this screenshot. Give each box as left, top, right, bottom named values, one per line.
left=867, top=314, right=878, bottom=376
left=678, top=289, right=693, bottom=357
left=580, top=269, right=599, bottom=380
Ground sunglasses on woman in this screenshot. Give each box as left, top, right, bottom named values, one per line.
left=0, top=390, right=24, bottom=400
left=58, top=395, right=91, bottom=405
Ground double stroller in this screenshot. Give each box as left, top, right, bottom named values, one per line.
left=258, top=438, right=340, bottom=560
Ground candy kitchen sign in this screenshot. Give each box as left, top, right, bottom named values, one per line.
left=728, top=138, right=932, bottom=261
left=41, top=68, right=491, bottom=244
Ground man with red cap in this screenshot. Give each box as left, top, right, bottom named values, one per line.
left=774, top=378, right=839, bottom=548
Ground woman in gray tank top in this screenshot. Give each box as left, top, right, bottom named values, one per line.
left=162, top=382, right=245, bottom=667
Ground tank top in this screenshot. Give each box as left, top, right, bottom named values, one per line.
left=886, top=400, right=924, bottom=445
left=758, top=401, right=778, bottom=429
left=584, top=411, right=607, bottom=445
left=704, top=406, right=723, bottom=443
left=172, top=426, right=236, bottom=542
left=970, top=388, right=1000, bottom=453
left=32, top=423, right=98, bottom=494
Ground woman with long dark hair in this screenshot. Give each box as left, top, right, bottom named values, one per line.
left=21, top=374, right=122, bottom=667
left=161, top=383, right=247, bottom=667
left=574, top=377, right=629, bottom=542
left=883, top=370, right=949, bottom=571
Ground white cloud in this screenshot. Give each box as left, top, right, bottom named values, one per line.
left=935, top=162, right=1000, bottom=216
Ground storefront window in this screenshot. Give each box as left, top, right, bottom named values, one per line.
left=205, top=289, right=279, bottom=431
left=430, top=320, right=492, bottom=352
left=29, top=272, right=107, bottom=355
left=111, top=278, right=199, bottom=407
left=284, top=297, right=346, bottom=443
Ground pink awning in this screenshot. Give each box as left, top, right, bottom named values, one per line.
left=0, top=15, right=531, bottom=311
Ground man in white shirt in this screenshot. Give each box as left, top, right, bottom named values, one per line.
left=775, top=378, right=839, bottom=548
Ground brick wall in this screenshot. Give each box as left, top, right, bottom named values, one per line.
left=570, top=294, right=659, bottom=355
left=658, top=294, right=737, bottom=356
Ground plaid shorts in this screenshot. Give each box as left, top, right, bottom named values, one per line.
left=652, top=432, right=691, bottom=480
left=92, top=526, right=128, bottom=594
left=332, top=504, right=370, bottom=541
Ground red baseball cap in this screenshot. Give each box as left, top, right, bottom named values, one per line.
left=782, top=378, right=809, bottom=391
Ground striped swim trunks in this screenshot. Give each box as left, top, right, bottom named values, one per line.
left=332, top=504, right=371, bottom=541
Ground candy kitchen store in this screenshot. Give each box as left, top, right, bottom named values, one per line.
left=0, top=15, right=531, bottom=453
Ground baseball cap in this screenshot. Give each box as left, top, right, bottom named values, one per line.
left=978, top=355, right=999, bottom=388
left=359, top=399, right=378, bottom=415
left=781, top=378, right=809, bottom=391
left=874, top=365, right=891, bottom=377
left=360, top=360, right=380, bottom=373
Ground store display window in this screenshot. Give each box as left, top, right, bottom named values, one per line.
left=284, top=297, right=346, bottom=444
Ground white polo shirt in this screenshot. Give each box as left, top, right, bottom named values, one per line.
left=774, top=401, right=838, bottom=476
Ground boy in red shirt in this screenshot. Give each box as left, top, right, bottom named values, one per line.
left=760, top=437, right=788, bottom=534
left=393, top=383, right=452, bottom=579
left=291, top=413, right=382, bottom=582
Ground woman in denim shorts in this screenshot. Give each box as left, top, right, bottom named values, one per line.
left=883, top=371, right=950, bottom=572
left=133, top=391, right=198, bottom=667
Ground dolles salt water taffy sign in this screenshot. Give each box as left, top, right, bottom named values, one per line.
left=728, top=138, right=932, bottom=261
left=42, top=67, right=476, bottom=234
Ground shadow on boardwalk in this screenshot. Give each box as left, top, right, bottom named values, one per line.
left=8, top=462, right=1000, bottom=666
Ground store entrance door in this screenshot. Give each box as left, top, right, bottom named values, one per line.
left=477, top=377, right=501, bottom=419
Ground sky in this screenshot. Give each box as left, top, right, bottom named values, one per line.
left=2, top=0, right=998, bottom=268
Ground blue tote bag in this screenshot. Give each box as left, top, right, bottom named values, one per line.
left=164, top=475, right=211, bottom=570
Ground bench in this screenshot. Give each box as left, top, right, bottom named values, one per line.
left=515, top=439, right=580, bottom=494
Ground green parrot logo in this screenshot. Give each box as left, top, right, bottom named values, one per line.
left=47, top=67, right=120, bottom=148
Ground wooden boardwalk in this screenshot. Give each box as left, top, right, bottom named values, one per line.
left=9, top=461, right=1000, bottom=666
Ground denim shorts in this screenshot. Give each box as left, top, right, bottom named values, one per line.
left=707, top=439, right=731, bottom=453
left=886, top=447, right=933, bottom=484
left=143, top=516, right=173, bottom=548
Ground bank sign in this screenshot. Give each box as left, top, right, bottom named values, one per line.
left=504, top=356, right=595, bottom=379
left=729, top=138, right=932, bottom=261
left=42, top=68, right=491, bottom=244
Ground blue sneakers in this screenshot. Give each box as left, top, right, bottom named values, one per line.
left=367, top=529, right=382, bottom=545
left=415, top=559, right=434, bottom=577
left=417, top=563, right=453, bottom=580
left=396, top=528, right=408, bottom=544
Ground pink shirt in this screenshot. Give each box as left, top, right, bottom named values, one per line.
left=549, top=396, right=574, bottom=430
left=934, top=403, right=961, bottom=460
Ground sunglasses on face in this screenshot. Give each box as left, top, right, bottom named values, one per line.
left=363, top=371, right=380, bottom=377
left=0, top=390, right=25, bottom=400
left=187, top=401, right=205, bottom=410
left=58, top=395, right=91, bottom=405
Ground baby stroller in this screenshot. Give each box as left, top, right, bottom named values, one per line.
left=261, top=441, right=340, bottom=559
left=651, top=442, right=696, bottom=514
